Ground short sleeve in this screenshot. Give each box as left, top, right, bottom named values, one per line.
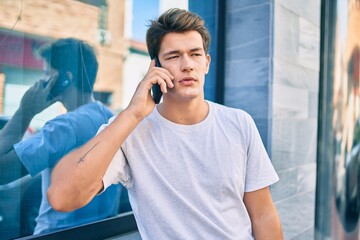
left=244, top=114, right=279, bottom=192
left=14, top=103, right=112, bottom=177
left=14, top=117, right=76, bottom=176
left=102, top=148, right=133, bottom=190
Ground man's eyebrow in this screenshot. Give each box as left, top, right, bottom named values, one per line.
left=189, top=47, right=203, bottom=52
left=163, top=50, right=180, bottom=56
left=163, top=48, right=204, bottom=57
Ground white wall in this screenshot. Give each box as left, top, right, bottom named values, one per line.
left=159, top=0, right=188, bottom=13
left=121, top=53, right=150, bottom=110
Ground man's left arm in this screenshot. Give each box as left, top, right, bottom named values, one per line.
left=244, top=186, right=283, bottom=240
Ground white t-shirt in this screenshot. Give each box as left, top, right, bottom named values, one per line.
left=102, top=101, right=279, bottom=240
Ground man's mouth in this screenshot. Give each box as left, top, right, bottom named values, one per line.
left=179, top=77, right=196, bottom=85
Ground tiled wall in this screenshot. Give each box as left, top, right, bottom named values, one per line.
left=271, top=0, right=320, bottom=239
left=224, top=0, right=273, bottom=152
left=191, top=0, right=321, bottom=239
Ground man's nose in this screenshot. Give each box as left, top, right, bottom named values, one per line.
left=180, top=56, right=194, bottom=71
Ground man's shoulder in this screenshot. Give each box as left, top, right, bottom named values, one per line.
left=208, top=101, right=251, bottom=119
left=78, top=101, right=112, bottom=115
left=44, top=102, right=112, bottom=131
left=69, top=102, right=112, bottom=120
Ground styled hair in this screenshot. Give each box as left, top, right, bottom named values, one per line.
left=146, top=8, right=211, bottom=59
left=37, top=38, right=98, bottom=93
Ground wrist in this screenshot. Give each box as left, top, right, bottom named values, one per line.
left=15, top=107, right=34, bottom=121
left=123, top=106, right=145, bottom=123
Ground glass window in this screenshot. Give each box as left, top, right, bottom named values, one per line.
left=0, top=0, right=187, bottom=239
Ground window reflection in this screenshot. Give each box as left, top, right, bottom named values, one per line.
left=0, top=0, right=188, bottom=238
left=332, top=0, right=360, bottom=235
left=333, top=45, right=360, bottom=233
left=0, top=0, right=128, bottom=239
left=0, top=36, right=126, bottom=238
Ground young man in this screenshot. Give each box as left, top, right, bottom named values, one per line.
left=0, top=38, right=120, bottom=235
left=48, top=9, right=283, bottom=239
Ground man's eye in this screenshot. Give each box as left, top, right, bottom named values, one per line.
left=167, top=56, right=178, bottom=59
left=192, top=53, right=202, bottom=56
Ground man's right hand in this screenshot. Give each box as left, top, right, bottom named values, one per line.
left=19, top=76, right=59, bottom=117
left=49, top=59, right=174, bottom=212
left=126, top=59, right=174, bottom=121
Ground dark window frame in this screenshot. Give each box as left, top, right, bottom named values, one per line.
left=17, top=212, right=138, bottom=240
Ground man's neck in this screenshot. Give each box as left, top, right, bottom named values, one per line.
left=63, top=92, right=94, bottom=112
left=157, top=98, right=209, bottom=125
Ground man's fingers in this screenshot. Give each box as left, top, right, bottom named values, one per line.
left=158, top=80, right=168, bottom=93
left=154, top=71, right=174, bottom=87
left=143, top=59, right=175, bottom=94
left=46, top=74, right=59, bottom=89
left=148, top=59, right=156, bottom=70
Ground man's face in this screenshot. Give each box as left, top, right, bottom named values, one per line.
left=158, top=31, right=211, bottom=102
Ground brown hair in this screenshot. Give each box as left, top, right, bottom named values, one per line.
left=146, top=8, right=211, bottom=59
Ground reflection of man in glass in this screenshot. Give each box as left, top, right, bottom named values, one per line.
left=0, top=38, right=120, bottom=235
left=342, top=47, right=360, bottom=231
left=334, top=46, right=360, bottom=232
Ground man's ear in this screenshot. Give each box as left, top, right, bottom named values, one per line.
left=65, top=71, right=73, bottom=81
left=205, top=54, right=211, bottom=74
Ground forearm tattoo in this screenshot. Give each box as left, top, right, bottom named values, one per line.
left=77, top=141, right=100, bottom=164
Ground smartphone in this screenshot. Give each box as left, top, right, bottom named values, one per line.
left=152, top=56, right=163, bottom=104
left=47, top=71, right=71, bottom=100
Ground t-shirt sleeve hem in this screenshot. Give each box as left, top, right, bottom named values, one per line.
left=13, top=143, right=39, bottom=177
left=244, top=175, right=279, bottom=193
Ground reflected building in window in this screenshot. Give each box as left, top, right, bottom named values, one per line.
left=316, top=0, right=360, bottom=239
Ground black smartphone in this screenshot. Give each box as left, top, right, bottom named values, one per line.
left=47, top=71, right=71, bottom=100
left=152, top=56, right=163, bottom=104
